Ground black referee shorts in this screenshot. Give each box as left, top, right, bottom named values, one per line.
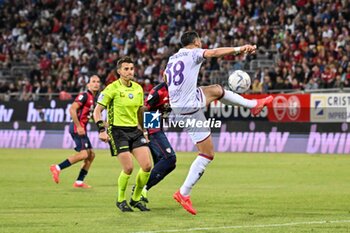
left=108, top=126, right=148, bottom=156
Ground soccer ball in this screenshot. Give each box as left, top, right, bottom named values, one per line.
left=228, top=70, right=251, bottom=93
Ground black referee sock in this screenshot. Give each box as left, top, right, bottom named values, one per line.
left=58, top=159, right=71, bottom=170
left=76, top=169, right=88, bottom=182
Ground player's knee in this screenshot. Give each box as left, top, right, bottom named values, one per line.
left=123, top=166, right=133, bottom=175
left=144, top=163, right=152, bottom=172
left=80, top=150, right=89, bottom=160
left=141, top=161, right=152, bottom=172
left=201, top=151, right=215, bottom=159
left=214, top=84, right=224, bottom=99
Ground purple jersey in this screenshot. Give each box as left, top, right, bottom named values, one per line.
left=166, top=48, right=206, bottom=114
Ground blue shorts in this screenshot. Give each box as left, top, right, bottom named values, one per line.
left=69, top=123, right=92, bottom=152
left=148, top=130, right=175, bottom=164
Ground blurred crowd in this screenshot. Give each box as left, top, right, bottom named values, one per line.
left=0, top=0, right=350, bottom=101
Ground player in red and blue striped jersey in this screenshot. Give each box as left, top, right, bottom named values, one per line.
left=140, top=82, right=176, bottom=202
left=50, top=75, right=101, bottom=188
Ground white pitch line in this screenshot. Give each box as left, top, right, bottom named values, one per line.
left=131, top=219, right=350, bottom=233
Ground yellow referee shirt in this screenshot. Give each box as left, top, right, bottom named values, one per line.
left=97, top=79, right=144, bottom=127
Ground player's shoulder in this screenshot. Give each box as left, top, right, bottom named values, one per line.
left=103, top=80, right=119, bottom=92
left=76, top=92, right=88, bottom=101
left=191, top=47, right=205, bottom=54
left=131, top=81, right=143, bottom=90
left=180, top=47, right=203, bottom=53
left=153, top=82, right=167, bottom=92
left=73, top=92, right=90, bottom=106
left=110, top=79, right=121, bottom=87
left=171, top=48, right=204, bottom=61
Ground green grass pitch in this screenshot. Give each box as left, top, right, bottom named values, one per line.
left=1, top=149, right=350, bottom=233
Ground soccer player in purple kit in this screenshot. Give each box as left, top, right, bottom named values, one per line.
left=167, top=31, right=273, bottom=215
left=50, top=75, right=101, bottom=188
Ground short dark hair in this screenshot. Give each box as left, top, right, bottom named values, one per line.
left=180, top=31, right=200, bottom=47
left=88, top=75, right=100, bottom=83
left=117, top=56, right=134, bottom=69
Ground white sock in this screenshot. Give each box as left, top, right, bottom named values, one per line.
left=220, top=90, right=257, bottom=108
left=55, top=165, right=61, bottom=171
left=75, top=180, right=83, bottom=184
left=180, top=154, right=213, bottom=196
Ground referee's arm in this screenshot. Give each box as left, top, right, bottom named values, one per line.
left=138, top=106, right=148, bottom=130
left=93, top=103, right=105, bottom=123
left=138, top=105, right=150, bottom=142
left=93, top=104, right=109, bottom=142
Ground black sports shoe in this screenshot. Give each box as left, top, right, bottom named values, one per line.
left=131, top=185, right=149, bottom=203
left=116, top=200, right=133, bottom=212
left=130, top=199, right=150, bottom=211
left=140, top=194, right=149, bottom=203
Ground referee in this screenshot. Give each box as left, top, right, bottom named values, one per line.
left=93, top=57, right=152, bottom=212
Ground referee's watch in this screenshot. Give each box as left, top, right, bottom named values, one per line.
left=96, top=120, right=105, bottom=133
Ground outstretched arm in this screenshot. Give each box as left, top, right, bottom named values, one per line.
left=203, top=45, right=257, bottom=58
